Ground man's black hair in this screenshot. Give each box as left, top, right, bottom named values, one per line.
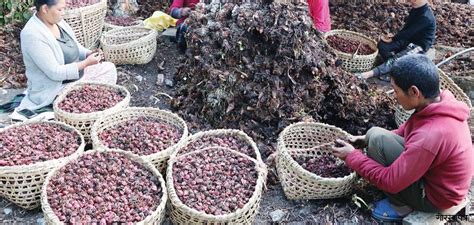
left=390, top=54, right=440, bottom=98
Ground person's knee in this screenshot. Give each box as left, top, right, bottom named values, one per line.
left=366, top=127, right=390, bottom=150
left=102, top=62, right=118, bottom=84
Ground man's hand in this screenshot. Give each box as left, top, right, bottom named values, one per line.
left=348, top=135, right=367, bottom=148
left=380, top=33, right=394, bottom=43
left=181, top=7, right=192, bottom=17
left=332, top=139, right=355, bottom=160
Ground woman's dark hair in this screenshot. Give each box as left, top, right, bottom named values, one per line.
left=35, top=0, right=58, bottom=11
left=390, top=54, right=440, bottom=99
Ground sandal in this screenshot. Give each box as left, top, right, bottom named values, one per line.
left=372, top=198, right=406, bottom=222
left=378, top=74, right=391, bottom=82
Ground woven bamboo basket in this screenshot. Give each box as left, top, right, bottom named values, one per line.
left=41, top=148, right=167, bottom=225
left=0, top=121, right=85, bottom=210
left=166, top=146, right=267, bottom=224
left=91, top=107, right=189, bottom=172
left=277, top=122, right=357, bottom=200
left=63, top=0, right=107, bottom=49
left=100, top=27, right=158, bottom=65
left=324, top=29, right=379, bottom=73
left=53, top=82, right=131, bottom=143
left=394, top=70, right=472, bottom=126
left=172, top=129, right=263, bottom=161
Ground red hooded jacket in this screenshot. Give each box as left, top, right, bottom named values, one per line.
left=346, top=90, right=473, bottom=210
left=170, top=0, right=199, bottom=26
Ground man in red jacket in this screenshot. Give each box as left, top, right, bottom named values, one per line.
left=333, top=54, right=473, bottom=222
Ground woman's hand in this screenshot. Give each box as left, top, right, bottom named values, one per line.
left=332, top=139, right=355, bottom=160
left=77, top=51, right=102, bottom=70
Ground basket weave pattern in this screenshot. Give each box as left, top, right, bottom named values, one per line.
left=324, top=29, right=379, bottom=73
left=53, top=82, right=131, bottom=143
left=64, top=0, right=107, bottom=49
left=101, top=27, right=158, bottom=65
left=0, top=121, right=85, bottom=210
left=166, top=146, right=267, bottom=224
left=277, top=122, right=357, bottom=200
left=395, top=70, right=472, bottom=126
left=41, top=149, right=167, bottom=225
left=91, top=107, right=189, bottom=172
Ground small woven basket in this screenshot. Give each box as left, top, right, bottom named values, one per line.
left=166, top=146, right=267, bottom=224
left=63, top=0, right=107, bottom=49
left=100, top=27, right=158, bottom=65
left=41, top=148, right=168, bottom=225
left=324, top=29, right=379, bottom=73
left=395, top=69, right=472, bottom=127
left=53, top=82, right=131, bottom=143
left=0, top=121, right=85, bottom=210
left=91, top=107, right=189, bottom=172
left=277, top=122, right=357, bottom=200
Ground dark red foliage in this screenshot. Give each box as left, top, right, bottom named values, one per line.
left=0, top=123, right=80, bottom=166
left=99, top=116, right=182, bottom=155
left=293, top=154, right=352, bottom=178
left=326, top=35, right=375, bottom=55
left=46, top=151, right=162, bottom=223
left=58, top=84, right=125, bottom=113
left=173, top=148, right=257, bottom=215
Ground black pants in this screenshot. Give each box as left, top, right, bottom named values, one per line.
left=377, top=40, right=406, bottom=61
left=176, top=23, right=188, bottom=54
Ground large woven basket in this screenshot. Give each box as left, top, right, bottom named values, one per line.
left=324, top=29, right=379, bottom=73
left=277, top=122, right=357, bottom=200
left=100, top=27, right=158, bottom=65
left=394, top=69, right=472, bottom=127
left=166, top=146, right=267, bottom=224
left=41, top=148, right=167, bottom=224
left=91, top=107, right=189, bottom=172
left=63, top=0, right=107, bottom=49
left=53, top=82, right=131, bottom=143
left=0, top=121, right=85, bottom=210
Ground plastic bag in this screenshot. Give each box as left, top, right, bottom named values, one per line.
left=143, top=11, right=177, bottom=31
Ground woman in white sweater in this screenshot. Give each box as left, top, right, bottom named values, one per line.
left=11, top=0, right=117, bottom=119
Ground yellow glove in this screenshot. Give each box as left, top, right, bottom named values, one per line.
left=143, top=11, right=178, bottom=31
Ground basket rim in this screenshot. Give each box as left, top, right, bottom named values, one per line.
left=101, top=27, right=158, bottom=48
left=172, top=129, right=264, bottom=162
left=64, top=0, right=106, bottom=14
left=90, top=107, right=189, bottom=158
left=277, top=121, right=357, bottom=181
left=166, top=146, right=267, bottom=221
left=40, top=148, right=168, bottom=225
left=323, top=29, right=379, bottom=58
left=0, top=120, right=85, bottom=171
left=53, top=81, right=131, bottom=119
